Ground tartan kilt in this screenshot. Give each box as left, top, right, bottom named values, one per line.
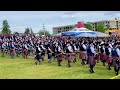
left=10, top=49, right=14, bottom=54
left=1, top=49, right=4, bottom=53
left=112, top=57, right=120, bottom=67
left=88, top=56, right=95, bottom=65
left=100, top=53, right=106, bottom=61
left=106, top=55, right=112, bottom=63
left=71, top=53, right=76, bottom=59
left=23, top=49, right=28, bottom=55
left=94, top=54, right=100, bottom=60
left=36, top=53, right=41, bottom=60
left=79, top=51, right=87, bottom=60
left=56, top=53, right=63, bottom=60
left=66, top=53, right=72, bottom=61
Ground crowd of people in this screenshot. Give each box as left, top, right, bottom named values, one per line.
left=0, top=34, right=120, bottom=75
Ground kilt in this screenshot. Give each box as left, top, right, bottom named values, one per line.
left=94, top=54, right=100, bottom=60
left=1, top=49, right=5, bottom=53
left=88, top=56, right=95, bottom=65
left=36, top=53, right=41, bottom=61
left=112, top=57, right=120, bottom=67
left=105, top=55, right=112, bottom=63
left=71, top=53, right=76, bottom=59
left=56, top=53, right=63, bottom=60
left=23, top=49, right=28, bottom=56
left=66, top=53, right=72, bottom=61
left=10, top=49, right=14, bottom=54
left=79, top=51, right=87, bottom=60
left=100, top=53, right=106, bottom=61
left=48, top=53, right=52, bottom=59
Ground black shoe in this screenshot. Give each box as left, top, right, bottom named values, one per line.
left=92, top=71, right=95, bottom=73
left=35, top=62, right=37, bottom=65
left=116, top=72, right=118, bottom=75
left=89, top=69, right=92, bottom=73
left=67, top=64, right=71, bottom=68
left=73, top=60, right=75, bottom=63
left=81, top=62, right=84, bottom=66
left=58, top=64, right=61, bottom=66
left=108, top=67, right=111, bottom=70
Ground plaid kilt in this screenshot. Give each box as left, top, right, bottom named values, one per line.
left=105, top=55, right=112, bottom=63
left=100, top=53, right=106, bottom=61
left=1, top=49, right=5, bottom=53
left=94, top=54, right=100, bottom=60
left=35, top=53, right=41, bottom=60
left=56, top=53, right=63, bottom=60
left=23, top=49, right=28, bottom=56
left=79, top=51, right=87, bottom=60
left=112, top=57, right=120, bottom=67
left=10, top=49, right=15, bottom=54
left=88, top=56, right=96, bottom=65
left=66, top=53, right=72, bottom=61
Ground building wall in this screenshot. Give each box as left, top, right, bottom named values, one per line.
left=53, top=19, right=120, bottom=34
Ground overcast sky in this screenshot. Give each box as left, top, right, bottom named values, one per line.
left=0, top=11, right=120, bottom=34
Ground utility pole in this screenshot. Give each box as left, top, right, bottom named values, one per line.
left=43, top=24, right=45, bottom=36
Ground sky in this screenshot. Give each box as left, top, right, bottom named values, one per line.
left=0, top=11, right=120, bottom=34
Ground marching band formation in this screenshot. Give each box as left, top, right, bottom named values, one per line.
left=1, top=34, right=120, bottom=75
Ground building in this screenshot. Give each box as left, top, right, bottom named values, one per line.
left=87, top=18, right=120, bottom=31
left=53, top=24, right=77, bottom=34
left=53, top=18, right=120, bottom=34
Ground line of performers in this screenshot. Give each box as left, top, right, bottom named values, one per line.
left=1, top=39, right=120, bottom=75
left=35, top=41, right=120, bottom=75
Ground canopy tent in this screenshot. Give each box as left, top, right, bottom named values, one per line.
left=62, top=22, right=109, bottom=37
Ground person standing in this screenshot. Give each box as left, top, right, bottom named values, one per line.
left=65, top=42, right=73, bottom=68
left=87, top=42, right=96, bottom=73
left=111, top=43, right=120, bottom=75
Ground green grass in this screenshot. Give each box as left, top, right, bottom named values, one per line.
left=0, top=54, right=119, bottom=79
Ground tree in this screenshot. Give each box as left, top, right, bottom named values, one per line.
left=97, top=22, right=106, bottom=33
left=84, top=23, right=93, bottom=30
left=30, top=27, right=34, bottom=35
left=1, top=20, right=11, bottom=34
left=24, top=27, right=30, bottom=34
left=104, top=25, right=110, bottom=30
left=38, top=30, right=51, bottom=36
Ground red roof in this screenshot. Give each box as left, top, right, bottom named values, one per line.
left=76, top=22, right=85, bottom=28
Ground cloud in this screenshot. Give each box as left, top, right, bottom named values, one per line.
left=103, top=11, right=120, bottom=15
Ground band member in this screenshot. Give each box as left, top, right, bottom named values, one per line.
left=35, top=45, right=41, bottom=65
left=87, top=42, right=96, bottom=73
left=105, top=44, right=112, bottom=70
left=40, top=43, right=46, bottom=61
left=1, top=42, right=5, bottom=57
left=10, top=41, right=15, bottom=59
left=99, top=44, right=106, bottom=66
left=46, top=44, right=53, bottom=63
left=72, top=43, right=78, bottom=63
left=111, top=43, right=120, bottom=75
left=23, top=42, right=28, bottom=58
left=65, top=42, right=73, bottom=68
left=79, top=42, right=87, bottom=66
left=55, top=43, right=64, bottom=66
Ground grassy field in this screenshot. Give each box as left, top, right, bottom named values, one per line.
left=0, top=54, right=119, bottom=79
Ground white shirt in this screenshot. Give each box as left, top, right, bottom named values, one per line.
left=82, top=44, right=86, bottom=50
left=108, top=48, right=111, bottom=56
left=58, top=46, right=61, bottom=52
left=90, top=46, right=96, bottom=54
left=116, top=48, right=120, bottom=57
left=68, top=45, right=73, bottom=52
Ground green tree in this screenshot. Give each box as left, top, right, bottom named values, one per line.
left=1, top=20, right=11, bottom=34
left=84, top=23, right=93, bottom=30
left=38, top=30, right=51, bottom=36
left=30, top=27, right=34, bottom=35
left=24, top=27, right=30, bottom=34
left=97, top=22, right=105, bottom=32
left=104, top=25, right=110, bottom=30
